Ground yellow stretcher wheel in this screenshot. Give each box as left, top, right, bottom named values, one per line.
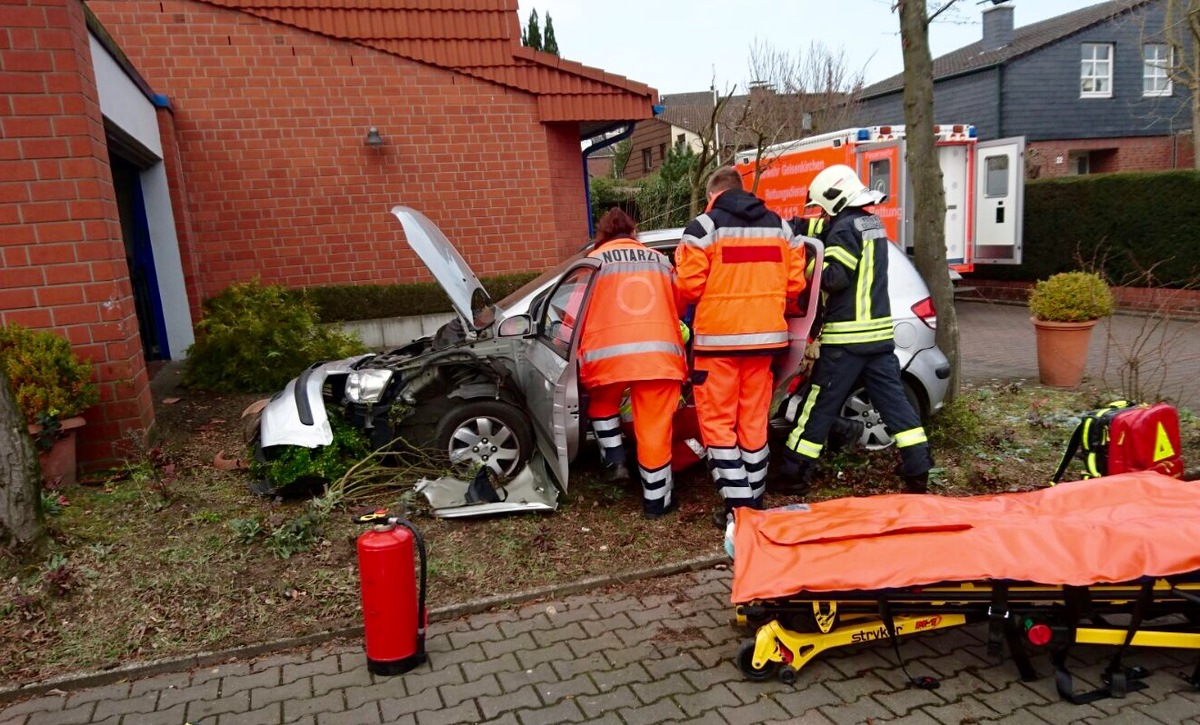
left=735, top=640, right=779, bottom=682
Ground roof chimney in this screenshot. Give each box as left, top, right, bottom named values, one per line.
left=981, top=2, right=1014, bottom=52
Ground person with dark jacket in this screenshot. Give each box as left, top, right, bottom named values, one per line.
left=781, top=164, right=934, bottom=494
left=677, top=167, right=807, bottom=526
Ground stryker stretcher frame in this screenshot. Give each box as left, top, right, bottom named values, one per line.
left=733, top=577, right=1200, bottom=699
left=727, top=474, right=1200, bottom=701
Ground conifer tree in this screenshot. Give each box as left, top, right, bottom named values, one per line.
left=542, top=13, right=559, bottom=56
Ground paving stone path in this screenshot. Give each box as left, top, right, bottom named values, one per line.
left=4, top=568, right=1199, bottom=725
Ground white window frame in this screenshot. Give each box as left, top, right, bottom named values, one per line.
left=1080, top=43, right=1113, bottom=99
left=1143, top=43, right=1173, bottom=97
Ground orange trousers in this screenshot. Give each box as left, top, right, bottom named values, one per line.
left=692, top=355, right=773, bottom=451
left=588, top=379, right=681, bottom=470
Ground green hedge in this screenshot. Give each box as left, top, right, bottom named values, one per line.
left=298, top=272, right=540, bottom=323
left=973, top=170, right=1200, bottom=286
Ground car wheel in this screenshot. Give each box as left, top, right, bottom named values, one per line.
left=839, top=380, right=923, bottom=451
left=434, top=400, right=533, bottom=479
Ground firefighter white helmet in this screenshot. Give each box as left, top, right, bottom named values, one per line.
left=805, top=164, right=874, bottom=216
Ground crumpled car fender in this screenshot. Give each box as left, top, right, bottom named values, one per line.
left=259, top=355, right=371, bottom=448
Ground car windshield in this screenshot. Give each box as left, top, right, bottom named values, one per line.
left=493, top=249, right=587, bottom=311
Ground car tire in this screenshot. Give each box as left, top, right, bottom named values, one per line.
left=434, top=400, right=533, bottom=479
left=839, top=380, right=924, bottom=451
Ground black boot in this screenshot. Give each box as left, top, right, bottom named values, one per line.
left=602, top=460, right=631, bottom=483
left=903, top=472, right=929, bottom=494
left=774, top=454, right=814, bottom=497
left=828, top=417, right=866, bottom=452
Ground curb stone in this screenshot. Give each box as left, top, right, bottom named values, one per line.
left=0, top=553, right=728, bottom=704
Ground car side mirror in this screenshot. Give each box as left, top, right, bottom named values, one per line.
left=498, top=314, right=533, bottom=337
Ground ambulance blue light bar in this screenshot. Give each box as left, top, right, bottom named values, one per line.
left=857, top=129, right=870, bottom=141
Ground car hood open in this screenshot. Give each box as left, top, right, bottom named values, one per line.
left=390, top=206, right=492, bottom=332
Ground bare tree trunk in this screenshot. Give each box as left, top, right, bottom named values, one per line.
left=1, top=368, right=44, bottom=551
left=898, top=0, right=960, bottom=401
left=1190, top=1, right=1200, bottom=169
left=1193, top=45, right=1200, bottom=168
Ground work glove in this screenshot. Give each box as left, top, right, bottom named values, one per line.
left=799, top=339, right=820, bottom=378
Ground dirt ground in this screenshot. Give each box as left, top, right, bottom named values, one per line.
left=2, top=378, right=1196, bottom=686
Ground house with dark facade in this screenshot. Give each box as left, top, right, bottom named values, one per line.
left=1, top=0, right=657, bottom=465
left=858, top=0, right=1194, bottom=178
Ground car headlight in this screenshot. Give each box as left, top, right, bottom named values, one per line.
left=345, top=369, right=393, bottom=404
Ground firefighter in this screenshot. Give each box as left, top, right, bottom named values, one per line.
left=579, top=208, right=688, bottom=518
left=677, top=167, right=808, bottom=527
left=781, top=164, right=935, bottom=494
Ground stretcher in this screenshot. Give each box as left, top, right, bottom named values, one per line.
left=729, top=472, right=1200, bottom=701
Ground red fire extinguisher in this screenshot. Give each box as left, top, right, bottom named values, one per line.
left=354, top=510, right=427, bottom=676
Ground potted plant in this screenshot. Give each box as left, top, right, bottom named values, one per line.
left=0, top=324, right=99, bottom=487
left=1028, top=271, right=1115, bottom=388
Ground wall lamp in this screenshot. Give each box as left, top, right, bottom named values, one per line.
left=364, top=127, right=384, bottom=148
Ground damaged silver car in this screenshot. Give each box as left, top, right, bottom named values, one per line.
left=254, top=207, right=827, bottom=515
left=255, top=206, right=948, bottom=516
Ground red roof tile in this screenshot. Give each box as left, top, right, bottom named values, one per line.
left=197, top=0, right=656, bottom=125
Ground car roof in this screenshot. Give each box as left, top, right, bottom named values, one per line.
left=637, top=228, right=684, bottom=246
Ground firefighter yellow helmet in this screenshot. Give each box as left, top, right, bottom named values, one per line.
left=805, top=164, right=872, bottom=216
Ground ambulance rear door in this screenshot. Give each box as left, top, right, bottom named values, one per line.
left=937, top=141, right=971, bottom=269
left=855, top=141, right=905, bottom=248
left=973, top=136, right=1025, bottom=265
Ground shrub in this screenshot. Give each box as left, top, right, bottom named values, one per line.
left=0, top=324, right=99, bottom=427
left=1028, top=271, right=1115, bottom=322
left=183, top=279, right=366, bottom=393
left=249, top=413, right=370, bottom=492
left=973, top=170, right=1200, bottom=286
left=298, top=273, right=541, bottom=323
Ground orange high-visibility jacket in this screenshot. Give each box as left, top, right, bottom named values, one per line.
left=579, top=238, right=687, bottom=389
left=677, top=190, right=807, bottom=354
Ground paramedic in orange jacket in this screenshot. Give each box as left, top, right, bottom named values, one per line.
left=677, top=167, right=808, bottom=525
left=579, top=209, right=688, bottom=518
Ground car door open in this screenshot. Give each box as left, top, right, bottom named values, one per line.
left=519, top=259, right=601, bottom=491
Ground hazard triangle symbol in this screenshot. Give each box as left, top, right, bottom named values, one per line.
left=1154, top=422, right=1176, bottom=461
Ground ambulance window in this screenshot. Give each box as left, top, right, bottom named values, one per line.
left=985, top=156, right=1009, bottom=198
left=868, top=159, right=890, bottom=197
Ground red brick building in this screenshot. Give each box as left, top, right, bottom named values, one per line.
left=1, top=0, right=657, bottom=465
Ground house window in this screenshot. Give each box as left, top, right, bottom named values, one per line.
left=642, top=148, right=652, bottom=171
left=1080, top=43, right=1113, bottom=98
left=676, top=133, right=686, bottom=150
left=1143, top=43, right=1172, bottom=97
left=659, top=143, right=667, bottom=161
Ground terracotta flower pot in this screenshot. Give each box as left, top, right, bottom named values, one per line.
left=1031, top=317, right=1099, bottom=388
left=27, top=416, right=86, bottom=488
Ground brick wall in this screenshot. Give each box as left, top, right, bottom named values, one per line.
left=1027, top=135, right=1196, bottom=179
left=0, top=0, right=154, bottom=464
left=87, top=0, right=590, bottom=303
left=587, top=154, right=614, bottom=180
left=622, top=118, right=672, bottom=181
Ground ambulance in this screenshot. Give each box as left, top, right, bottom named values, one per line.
left=734, top=125, right=1026, bottom=273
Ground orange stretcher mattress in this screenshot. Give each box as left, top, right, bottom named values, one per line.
left=731, top=471, right=1200, bottom=604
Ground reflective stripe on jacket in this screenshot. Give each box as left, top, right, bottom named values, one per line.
left=818, top=208, right=893, bottom=349
left=579, top=238, right=687, bottom=388
left=677, top=191, right=807, bottom=354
